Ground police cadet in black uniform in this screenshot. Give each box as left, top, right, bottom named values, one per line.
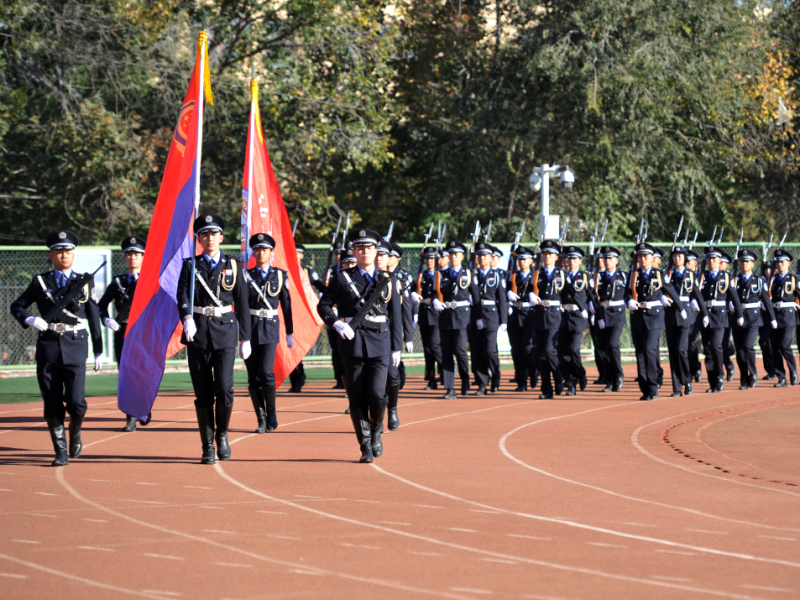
left=244, top=233, right=293, bottom=433
left=469, top=242, right=508, bottom=395
left=388, top=242, right=415, bottom=392
left=698, top=246, right=743, bottom=393
left=411, top=246, right=443, bottom=390
left=506, top=246, right=537, bottom=392
left=288, top=243, right=324, bottom=393
left=10, top=230, right=104, bottom=466
left=488, top=245, right=506, bottom=391
left=326, top=242, right=347, bottom=390
left=768, top=248, right=800, bottom=387
left=732, top=249, right=776, bottom=390
left=625, top=242, right=686, bottom=401
left=317, top=229, right=402, bottom=463
left=177, top=214, right=251, bottom=464
left=98, top=236, right=147, bottom=431
left=720, top=251, right=737, bottom=382
left=558, top=246, right=591, bottom=396
left=588, top=251, right=605, bottom=385
left=529, top=240, right=565, bottom=399
left=663, top=246, right=708, bottom=396
left=685, top=248, right=704, bottom=383
left=595, top=246, right=628, bottom=393
left=433, top=241, right=480, bottom=399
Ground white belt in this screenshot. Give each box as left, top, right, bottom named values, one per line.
left=540, top=300, right=560, bottom=308
left=642, top=301, right=661, bottom=309
left=250, top=308, right=278, bottom=318
left=706, top=300, right=727, bottom=307
left=481, top=300, right=496, bottom=306
left=742, top=302, right=760, bottom=309
left=344, top=315, right=388, bottom=323
left=512, top=301, right=531, bottom=308
left=600, top=300, right=625, bottom=308
left=47, top=321, right=86, bottom=333
left=679, top=296, right=690, bottom=302
left=775, top=302, right=797, bottom=309
left=563, top=304, right=580, bottom=311
left=193, top=305, right=233, bottom=317
left=444, top=300, right=470, bottom=309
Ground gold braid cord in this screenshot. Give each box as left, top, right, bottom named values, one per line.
left=267, top=270, right=283, bottom=297
left=221, top=258, right=237, bottom=292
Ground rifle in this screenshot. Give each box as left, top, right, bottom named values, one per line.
left=715, top=227, right=725, bottom=246
left=689, top=231, right=698, bottom=250
left=629, top=218, right=645, bottom=302
left=434, top=222, right=445, bottom=302
left=731, top=227, right=744, bottom=278
left=594, top=220, right=608, bottom=290
left=507, top=219, right=527, bottom=294
left=291, top=219, right=299, bottom=238
left=484, top=220, right=493, bottom=243
left=341, top=214, right=351, bottom=249
left=384, top=221, right=394, bottom=242
left=532, top=233, right=545, bottom=297
left=42, top=262, right=107, bottom=324
left=348, top=275, right=391, bottom=331
left=469, top=220, right=481, bottom=269
left=767, top=231, right=788, bottom=299
left=666, top=215, right=684, bottom=278
left=761, top=232, right=774, bottom=277
left=415, top=222, right=435, bottom=295
left=323, top=215, right=342, bottom=286
left=588, top=222, right=598, bottom=275
left=697, top=226, right=718, bottom=289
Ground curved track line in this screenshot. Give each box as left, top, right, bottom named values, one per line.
left=400, top=400, right=537, bottom=427
left=0, top=551, right=172, bottom=599
left=0, top=400, right=117, bottom=416
left=631, top=405, right=800, bottom=499
left=54, top=470, right=477, bottom=600
left=214, top=463, right=771, bottom=599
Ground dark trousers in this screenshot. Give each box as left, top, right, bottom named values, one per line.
left=522, top=322, right=539, bottom=387
left=759, top=324, right=776, bottom=377
left=244, top=342, right=278, bottom=387
left=631, top=327, right=661, bottom=396
left=388, top=363, right=399, bottom=386
left=467, top=327, right=479, bottom=379
left=597, top=321, right=624, bottom=383
left=558, top=327, right=586, bottom=385
left=770, top=327, right=797, bottom=381
left=187, top=345, right=236, bottom=408
left=722, top=327, right=734, bottom=371
left=508, top=318, right=528, bottom=385
left=419, top=321, right=442, bottom=382
left=665, top=325, right=691, bottom=392
left=289, top=361, right=305, bottom=387
left=343, top=354, right=389, bottom=420
left=589, top=323, right=604, bottom=381
left=688, top=318, right=702, bottom=376
left=37, top=356, right=87, bottom=421
left=701, top=327, right=725, bottom=388
left=732, top=325, right=759, bottom=381
left=535, top=327, right=561, bottom=395
left=441, top=328, right=469, bottom=390
left=327, top=328, right=344, bottom=384
left=473, top=327, right=499, bottom=387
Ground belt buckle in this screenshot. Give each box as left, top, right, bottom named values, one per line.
left=203, top=307, right=215, bottom=317
left=54, top=323, right=66, bottom=333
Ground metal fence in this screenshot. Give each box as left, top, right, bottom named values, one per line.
left=2, top=242, right=798, bottom=367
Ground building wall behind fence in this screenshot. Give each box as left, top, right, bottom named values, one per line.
left=2, top=242, right=797, bottom=367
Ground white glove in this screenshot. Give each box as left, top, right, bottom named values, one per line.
left=588, top=301, right=596, bottom=314
left=468, top=295, right=474, bottom=306
left=332, top=306, right=339, bottom=316
left=25, top=316, right=48, bottom=331
left=103, top=317, right=120, bottom=332
left=93, top=353, right=103, bottom=372
left=702, top=315, right=710, bottom=328
left=691, top=299, right=700, bottom=312
left=476, top=319, right=485, bottom=330
left=627, top=299, right=639, bottom=311
left=680, top=309, right=688, bottom=320
left=771, top=319, right=778, bottom=329
left=413, top=313, right=418, bottom=329
left=184, top=317, right=197, bottom=341
left=598, top=319, right=606, bottom=330
left=728, top=301, right=734, bottom=312
left=286, top=334, right=294, bottom=348
left=405, top=341, right=414, bottom=353
left=391, top=351, right=401, bottom=367
left=508, top=306, right=513, bottom=316
left=333, top=321, right=355, bottom=340
left=410, top=291, right=422, bottom=304
left=590, top=314, right=595, bottom=326
left=580, top=309, right=589, bottom=320
left=239, top=340, right=252, bottom=360
left=507, top=290, right=520, bottom=302
left=499, top=323, right=507, bottom=332
left=760, top=301, right=765, bottom=310
left=661, top=296, right=673, bottom=307
left=736, top=317, right=744, bottom=327
left=433, top=299, right=445, bottom=312
left=528, top=293, right=541, bottom=306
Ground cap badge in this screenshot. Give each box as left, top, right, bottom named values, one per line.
left=58, top=232, right=66, bottom=240
left=359, top=230, right=366, bottom=237
left=130, top=238, right=135, bottom=244
left=205, top=215, right=212, bottom=223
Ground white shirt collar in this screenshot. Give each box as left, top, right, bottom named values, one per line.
left=55, top=268, right=73, bottom=279
left=480, top=267, right=491, bottom=276
left=359, top=266, right=376, bottom=278
left=203, top=251, right=221, bottom=265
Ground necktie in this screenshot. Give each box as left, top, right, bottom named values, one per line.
left=451, top=268, right=457, bottom=279
left=59, top=272, right=68, bottom=288
left=364, top=272, right=372, bottom=285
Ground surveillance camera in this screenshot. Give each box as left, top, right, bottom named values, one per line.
left=528, top=172, right=542, bottom=193
left=560, top=168, right=574, bottom=190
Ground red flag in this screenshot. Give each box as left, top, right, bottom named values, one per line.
left=241, top=79, right=323, bottom=385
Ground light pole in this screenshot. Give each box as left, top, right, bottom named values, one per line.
left=528, top=164, right=575, bottom=239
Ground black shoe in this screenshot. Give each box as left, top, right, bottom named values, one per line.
left=249, top=387, right=267, bottom=434
left=684, top=382, right=693, bottom=395
left=123, top=415, right=137, bottom=432
left=138, top=411, right=152, bottom=426
left=388, top=408, right=399, bottom=431
left=726, top=366, right=735, bottom=382
left=749, top=374, right=758, bottom=388
left=443, top=389, right=457, bottom=399
left=554, top=381, right=564, bottom=396
left=333, top=382, right=345, bottom=390
left=263, top=385, right=278, bottom=431
left=670, top=392, right=682, bottom=397
left=564, top=385, right=576, bottom=397
left=791, top=372, right=799, bottom=386
left=774, top=379, right=788, bottom=388
left=215, top=403, right=233, bottom=461
left=371, top=423, right=384, bottom=458
left=514, top=384, right=528, bottom=392
left=705, top=387, right=718, bottom=393
left=530, top=375, right=539, bottom=390
left=359, top=442, right=374, bottom=463
left=287, top=385, right=299, bottom=394
left=424, top=381, right=438, bottom=391
left=738, top=383, right=750, bottom=391
left=386, top=384, right=399, bottom=431
left=579, top=375, right=588, bottom=391
left=639, top=393, right=653, bottom=401
left=613, top=377, right=624, bottom=392
left=474, top=386, right=487, bottom=396
left=46, top=418, right=69, bottom=467
left=68, top=414, right=83, bottom=459
left=195, top=406, right=216, bottom=465
left=694, top=370, right=702, bottom=383
left=538, top=393, right=553, bottom=399
left=763, top=374, right=777, bottom=381
left=593, top=378, right=606, bottom=385
left=490, top=385, right=500, bottom=393
left=602, top=384, right=614, bottom=393
left=344, top=407, right=351, bottom=414
left=461, top=382, right=470, bottom=396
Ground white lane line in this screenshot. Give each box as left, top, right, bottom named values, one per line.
left=757, top=535, right=796, bottom=541
left=12, top=540, right=40, bottom=544
left=197, top=506, right=223, bottom=510
left=83, top=519, right=109, bottom=523
left=656, top=549, right=698, bottom=556
left=586, top=542, right=627, bottom=549
left=447, top=528, right=478, bottom=533
left=215, top=562, right=252, bottom=568
left=380, top=521, right=411, bottom=526
left=136, top=482, right=157, bottom=486
left=215, top=465, right=772, bottom=600
left=0, top=400, right=116, bottom=416
left=652, top=575, right=694, bottom=582
left=264, top=534, right=302, bottom=541
left=739, top=584, right=795, bottom=593
left=34, top=492, right=57, bottom=496
left=294, top=494, right=322, bottom=498
left=0, top=573, right=28, bottom=579
left=143, top=554, right=184, bottom=561
left=521, top=595, right=569, bottom=600
left=352, top=499, right=382, bottom=504
left=202, top=529, right=237, bottom=535
left=89, top=479, right=111, bottom=482
left=403, top=401, right=537, bottom=428
left=450, top=588, right=492, bottom=595
left=340, top=542, right=380, bottom=550
left=142, top=592, right=181, bottom=598
left=480, top=558, right=519, bottom=565
left=184, top=486, right=212, bottom=489
left=0, top=553, right=167, bottom=598
left=471, top=510, right=502, bottom=515
left=507, top=534, right=552, bottom=541
left=622, top=522, right=657, bottom=528
left=29, top=513, right=57, bottom=518
left=408, top=551, right=442, bottom=556
left=0, top=489, right=12, bottom=492
left=414, top=504, right=443, bottom=509
left=78, top=546, right=115, bottom=552
left=117, top=499, right=169, bottom=505
left=56, top=471, right=478, bottom=600
left=686, top=529, right=728, bottom=535
left=256, top=511, right=287, bottom=515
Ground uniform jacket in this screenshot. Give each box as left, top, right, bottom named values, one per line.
left=317, top=266, right=402, bottom=358
left=769, top=272, right=800, bottom=329
left=177, top=253, right=251, bottom=350
left=98, top=273, right=138, bottom=323
left=698, top=270, right=743, bottom=329
left=533, top=266, right=565, bottom=331
left=246, top=267, right=293, bottom=346
left=394, top=266, right=415, bottom=342
left=508, top=270, right=535, bottom=327
left=11, top=270, right=103, bottom=364
left=417, top=269, right=440, bottom=327
left=437, top=266, right=480, bottom=330
left=664, top=268, right=708, bottom=328
left=470, top=268, right=508, bottom=331
left=593, top=269, right=628, bottom=327
left=560, top=269, right=590, bottom=333
left=624, top=268, right=685, bottom=332
left=735, top=273, right=775, bottom=329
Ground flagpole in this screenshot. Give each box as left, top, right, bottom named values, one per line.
left=188, top=30, right=207, bottom=315
left=244, top=66, right=256, bottom=266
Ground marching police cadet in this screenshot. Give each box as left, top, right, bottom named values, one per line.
left=719, top=251, right=737, bottom=382
left=326, top=242, right=347, bottom=391
left=177, top=214, right=251, bottom=464
left=411, top=247, right=443, bottom=390
left=287, top=244, right=317, bottom=393
left=626, top=242, right=687, bottom=401
left=506, top=246, right=538, bottom=392
left=317, top=229, right=402, bottom=463
left=732, top=249, right=776, bottom=389
left=488, top=245, right=506, bottom=390
left=438, top=248, right=450, bottom=271
left=99, top=236, right=148, bottom=431
left=468, top=242, right=508, bottom=395
left=388, top=242, right=415, bottom=392
left=528, top=240, right=566, bottom=399
left=433, top=241, right=480, bottom=399
left=768, top=248, right=800, bottom=387
left=491, top=246, right=506, bottom=277
left=594, top=246, right=627, bottom=393
left=685, top=247, right=704, bottom=383
left=244, top=233, right=293, bottom=433
left=698, top=246, right=743, bottom=393
left=10, top=230, right=104, bottom=466
left=588, top=251, right=606, bottom=385
left=663, top=246, right=708, bottom=396
left=558, top=246, right=590, bottom=396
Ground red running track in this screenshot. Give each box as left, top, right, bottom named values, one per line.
left=1, top=365, right=799, bottom=600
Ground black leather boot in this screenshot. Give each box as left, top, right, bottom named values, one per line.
left=195, top=406, right=216, bottom=464
left=370, top=404, right=386, bottom=458
left=46, top=418, right=69, bottom=466
left=123, top=415, right=137, bottom=432
left=386, top=384, right=400, bottom=431
left=349, top=406, right=373, bottom=462
left=461, top=380, right=470, bottom=396
left=215, top=402, right=233, bottom=461
left=249, top=387, right=267, bottom=434
left=68, top=413, right=84, bottom=458
left=263, top=385, right=278, bottom=431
